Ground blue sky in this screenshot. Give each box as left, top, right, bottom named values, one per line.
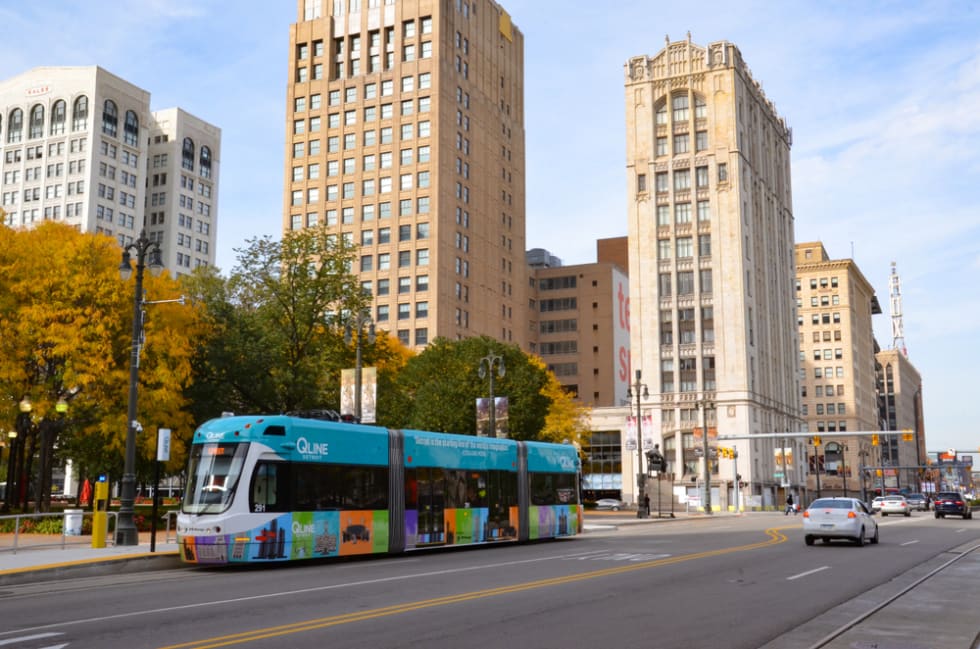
left=2, top=1, right=978, bottom=456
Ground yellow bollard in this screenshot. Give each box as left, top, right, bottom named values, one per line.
left=91, top=480, right=109, bottom=548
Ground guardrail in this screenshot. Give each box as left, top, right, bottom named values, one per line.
left=0, top=511, right=119, bottom=554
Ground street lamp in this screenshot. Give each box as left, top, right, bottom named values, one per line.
left=626, top=370, right=649, bottom=518
left=2, top=430, right=16, bottom=512
left=117, top=230, right=164, bottom=546
left=344, top=311, right=376, bottom=423
left=478, top=351, right=505, bottom=438
left=696, top=396, right=714, bottom=515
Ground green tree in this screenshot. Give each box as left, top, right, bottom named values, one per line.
left=182, top=226, right=397, bottom=420
left=396, top=336, right=558, bottom=439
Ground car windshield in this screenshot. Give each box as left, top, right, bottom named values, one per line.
left=810, top=499, right=851, bottom=509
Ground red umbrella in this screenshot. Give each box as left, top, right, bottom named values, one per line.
left=80, top=479, right=92, bottom=507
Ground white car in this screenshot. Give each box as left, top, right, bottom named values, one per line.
left=870, top=496, right=886, bottom=512
left=879, top=495, right=911, bottom=517
left=803, top=497, right=879, bottom=546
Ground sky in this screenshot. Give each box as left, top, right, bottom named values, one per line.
left=1, top=1, right=978, bottom=456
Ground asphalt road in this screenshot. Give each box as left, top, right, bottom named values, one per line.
left=0, top=513, right=976, bottom=649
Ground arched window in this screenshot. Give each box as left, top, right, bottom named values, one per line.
left=182, top=137, right=195, bottom=171
left=655, top=101, right=667, bottom=125
left=200, top=145, right=212, bottom=179
left=695, top=96, right=707, bottom=119
left=29, top=104, right=44, bottom=139
left=124, top=110, right=139, bottom=146
left=50, top=100, right=67, bottom=135
left=102, top=99, right=118, bottom=137
left=72, top=95, right=89, bottom=131
left=7, top=108, right=23, bottom=143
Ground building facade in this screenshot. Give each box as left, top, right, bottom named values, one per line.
left=875, top=347, right=925, bottom=493
left=623, top=36, right=802, bottom=509
left=284, top=0, right=527, bottom=349
left=527, top=248, right=629, bottom=408
left=795, top=242, right=881, bottom=499
left=0, top=67, right=219, bottom=274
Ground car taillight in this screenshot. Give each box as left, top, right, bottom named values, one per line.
left=847, top=512, right=856, bottom=518
left=803, top=511, right=810, bottom=518
left=955, top=501, right=963, bottom=505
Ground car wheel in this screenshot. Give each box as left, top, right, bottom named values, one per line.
left=904, top=511, right=911, bottom=517
left=871, top=526, right=879, bottom=544
left=805, top=535, right=814, bottom=546
left=882, top=512, right=888, bottom=516
left=934, top=512, right=940, bottom=519
left=855, top=527, right=865, bottom=546
left=966, top=512, right=972, bottom=520
left=612, top=506, right=619, bottom=511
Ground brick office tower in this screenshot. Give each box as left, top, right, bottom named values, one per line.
left=284, top=0, right=527, bottom=350
left=624, top=36, right=802, bottom=508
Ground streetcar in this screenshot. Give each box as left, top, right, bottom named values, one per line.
left=176, top=413, right=582, bottom=564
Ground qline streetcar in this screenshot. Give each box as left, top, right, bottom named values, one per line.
left=177, top=414, right=583, bottom=564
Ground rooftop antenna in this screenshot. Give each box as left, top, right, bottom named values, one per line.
left=889, top=261, right=908, bottom=357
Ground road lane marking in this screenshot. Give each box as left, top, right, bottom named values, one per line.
left=158, top=527, right=790, bottom=649
left=787, top=566, right=829, bottom=580
left=900, top=540, right=919, bottom=546
left=0, top=633, right=64, bottom=646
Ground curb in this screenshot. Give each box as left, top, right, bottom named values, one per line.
left=0, top=551, right=182, bottom=587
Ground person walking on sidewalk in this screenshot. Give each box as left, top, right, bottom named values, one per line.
left=785, top=493, right=796, bottom=515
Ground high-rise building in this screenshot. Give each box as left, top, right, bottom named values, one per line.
left=527, top=246, right=629, bottom=407
left=795, top=242, right=882, bottom=498
left=285, top=0, right=526, bottom=349
left=0, top=66, right=220, bottom=275
left=623, top=36, right=801, bottom=508
left=875, top=348, right=925, bottom=492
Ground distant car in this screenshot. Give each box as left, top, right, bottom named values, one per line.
left=594, top=498, right=626, bottom=511
left=880, top=495, right=911, bottom=517
left=803, top=497, right=879, bottom=546
left=933, top=492, right=973, bottom=519
left=905, top=493, right=929, bottom=511
left=870, top=497, right=886, bottom=512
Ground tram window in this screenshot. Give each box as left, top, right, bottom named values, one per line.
left=292, top=463, right=389, bottom=511
left=251, top=462, right=289, bottom=513
left=530, top=472, right=577, bottom=506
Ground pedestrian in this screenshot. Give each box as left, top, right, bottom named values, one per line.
left=785, top=493, right=795, bottom=515
left=644, top=494, right=650, bottom=516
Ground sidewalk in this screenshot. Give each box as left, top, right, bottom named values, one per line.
left=0, top=531, right=180, bottom=586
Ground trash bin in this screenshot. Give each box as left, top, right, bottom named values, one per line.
left=64, top=509, right=83, bottom=536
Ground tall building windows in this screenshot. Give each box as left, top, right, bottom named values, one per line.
left=71, top=96, right=88, bottom=131
left=675, top=202, right=691, bottom=224
left=673, top=169, right=690, bottom=191
left=102, top=99, right=118, bottom=137
left=28, top=104, right=44, bottom=139
left=672, top=94, right=689, bottom=121
left=657, top=204, right=670, bottom=226
left=657, top=239, right=671, bottom=260
left=673, top=133, right=689, bottom=154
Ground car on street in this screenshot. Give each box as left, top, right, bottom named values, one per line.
left=879, top=495, right=911, bottom=517
left=905, top=493, right=929, bottom=511
left=870, top=496, right=886, bottom=512
left=933, top=492, right=973, bottom=519
left=594, top=498, right=626, bottom=511
left=803, top=497, right=879, bottom=546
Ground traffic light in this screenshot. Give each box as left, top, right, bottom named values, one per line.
left=902, top=431, right=914, bottom=442
left=872, top=434, right=879, bottom=446
left=811, top=436, right=821, bottom=446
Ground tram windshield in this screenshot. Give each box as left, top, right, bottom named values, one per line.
left=182, top=443, right=250, bottom=514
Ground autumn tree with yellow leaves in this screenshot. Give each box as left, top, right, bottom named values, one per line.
left=0, top=223, right=199, bottom=511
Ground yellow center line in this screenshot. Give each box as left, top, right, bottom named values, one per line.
left=160, top=527, right=790, bottom=649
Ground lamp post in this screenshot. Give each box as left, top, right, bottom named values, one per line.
left=2, top=430, right=16, bottom=512
left=841, top=443, right=848, bottom=498
left=478, top=351, right=505, bottom=438
left=696, top=396, right=714, bottom=515
left=626, top=370, right=649, bottom=518
left=344, top=311, right=376, bottom=423
left=117, top=230, right=164, bottom=546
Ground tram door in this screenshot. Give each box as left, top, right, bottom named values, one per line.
left=416, top=467, right=446, bottom=545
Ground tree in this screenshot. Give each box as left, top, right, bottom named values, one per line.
left=536, top=358, right=590, bottom=448
left=395, top=336, right=561, bottom=439
left=182, top=226, right=383, bottom=419
left=0, top=223, right=198, bottom=510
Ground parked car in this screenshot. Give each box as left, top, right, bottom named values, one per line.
left=870, top=496, right=886, bottom=512
left=880, top=495, right=911, bottom=517
left=803, top=497, right=879, bottom=546
left=933, top=492, right=973, bottom=519
left=594, top=498, right=626, bottom=511
left=905, top=493, right=929, bottom=511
